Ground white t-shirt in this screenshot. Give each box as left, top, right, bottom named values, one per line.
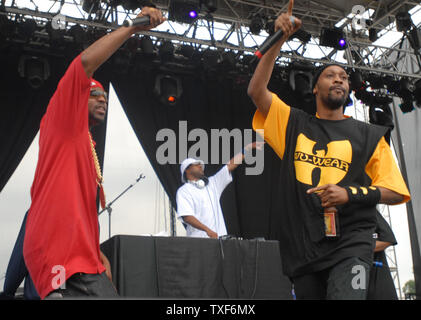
left=176, top=165, right=233, bottom=238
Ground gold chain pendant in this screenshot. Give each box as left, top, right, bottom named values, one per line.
left=88, top=132, right=106, bottom=209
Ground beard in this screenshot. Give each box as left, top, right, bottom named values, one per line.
left=323, top=89, right=348, bottom=110
left=89, top=112, right=106, bottom=126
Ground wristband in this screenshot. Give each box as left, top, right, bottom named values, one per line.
left=346, top=185, right=381, bottom=206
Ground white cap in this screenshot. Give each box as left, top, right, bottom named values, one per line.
left=180, top=158, right=205, bottom=183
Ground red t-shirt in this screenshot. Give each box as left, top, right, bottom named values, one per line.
left=23, top=54, right=106, bottom=299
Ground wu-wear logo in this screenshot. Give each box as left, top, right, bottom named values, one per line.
left=294, top=134, right=352, bottom=187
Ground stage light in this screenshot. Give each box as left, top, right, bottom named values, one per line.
left=414, top=79, right=421, bottom=106
left=398, top=78, right=413, bottom=99
left=289, top=63, right=314, bottom=102
left=154, top=74, right=183, bottom=106
left=408, top=28, right=421, bottom=51
left=349, top=70, right=364, bottom=91
left=178, top=44, right=195, bottom=59
left=81, top=0, right=101, bottom=14
left=140, top=35, right=154, bottom=55
left=169, top=0, right=201, bottom=24
left=121, top=0, right=144, bottom=11
left=158, top=40, right=175, bottom=62
left=320, top=27, right=347, bottom=50
left=18, top=19, right=37, bottom=41
left=202, top=48, right=219, bottom=70
left=249, top=13, right=264, bottom=35
left=395, top=11, right=412, bottom=32
left=399, top=98, right=415, bottom=113
left=202, top=0, right=218, bottom=13
left=220, top=51, right=236, bottom=70
left=18, top=55, right=50, bottom=89
left=367, top=73, right=384, bottom=90
left=69, top=24, right=86, bottom=46
left=368, top=98, right=394, bottom=129
left=290, top=29, right=311, bottom=44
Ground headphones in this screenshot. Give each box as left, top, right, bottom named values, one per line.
left=188, top=176, right=209, bottom=189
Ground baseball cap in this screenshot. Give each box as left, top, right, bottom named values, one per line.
left=180, top=158, right=205, bottom=183
left=90, top=79, right=104, bottom=90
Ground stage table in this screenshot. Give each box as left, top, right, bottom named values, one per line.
left=100, top=235, right=292, bottom=299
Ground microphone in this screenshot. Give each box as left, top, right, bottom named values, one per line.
left=254, top=16, right=296, bottom=59
left=123, top=16, right=150, bottom=27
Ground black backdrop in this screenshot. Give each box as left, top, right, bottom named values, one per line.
left=107, top=64, right=312, bottom=239
left=0, top=44, right=314, bottom=241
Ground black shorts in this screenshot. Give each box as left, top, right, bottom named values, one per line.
left=45, top=272, right=118, bottom=299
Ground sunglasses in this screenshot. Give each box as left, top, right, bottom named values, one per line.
left=90, top=89, right=108, bottom=101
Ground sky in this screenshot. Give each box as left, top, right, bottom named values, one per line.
left=0, top=0, right=419, bottom=297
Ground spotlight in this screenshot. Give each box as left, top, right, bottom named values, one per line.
left=158, top=40, right=174, bottom=62
left=367, top=73, right=384, bottom=90
left=169, top=0, right=200, bottom=24
left=81, top=0, right=101, bottom=14
left=18, top=55, right=50, bottom=89
left=69, top=24, right=86, bottom=47
left=18, top=19, right=37, bottom=41
left=368, top=99, right=394, bottom=130
left=289, top=63, right=314, bottom=102
left=398, top=78, right=413, bottom=99
left=399, top=98, right=415, bottom=113
left=219, top=51, right=236, bottom=70
left=249, top=13, right=265, bottom=35
left=178, top=44, right=195, bottom=59
left=320, top=27, right=347, bottom=50
left=395, top=11, right=412, bottom=32
left=202, top=48, right=219, bottom=70
left=154, top=74, right=183, bottom=106
left=121, top=0, right=144, bottom=11
left=408, top=28, right=421, bottom=51
left=46, top=21, right=65, bottom=46
left=349, top=70, right=365, bottom=91
left=290, top=29, right=311, bottom=44
left=414, top=79, right=421, bottom=106
left=140, top=35, right=154, bottom=56
left=202, top=0, right=218, bottom=13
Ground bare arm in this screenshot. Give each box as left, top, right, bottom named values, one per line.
left=81, top=7, right=165, bottom=78
left=182, top=216, right=218, bottom=239
left=247, top=1, right=301, bottom=117
left=378, top=187, right=404, bottom=205
left=226, top=141, right=264, bottom=172
left=374, top=240, right=392, bottom=253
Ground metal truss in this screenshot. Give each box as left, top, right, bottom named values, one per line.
left=2, top=0, right=421, bottom=80
left=379, top=204, right=404, bottom=300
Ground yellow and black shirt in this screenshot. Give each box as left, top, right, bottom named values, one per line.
left=253, top=93, right=410, bottom=277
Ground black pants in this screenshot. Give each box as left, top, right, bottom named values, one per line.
left=45, top=272, right=118, bottom=299
left=292, top=257, right=370, bottom=300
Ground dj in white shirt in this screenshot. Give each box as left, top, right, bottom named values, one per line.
left=176, top=142, right=263, bottom=238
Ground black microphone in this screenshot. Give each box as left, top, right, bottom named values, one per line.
left=254, top=16, right=296, bottom=59
left=123, top=16, right=150, bottom=27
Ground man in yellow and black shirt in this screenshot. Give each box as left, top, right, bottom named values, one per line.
left=247, top=0, right=410, bottom=300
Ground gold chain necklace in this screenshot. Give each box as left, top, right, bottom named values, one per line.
left=88, top=131, right=106, bottom=209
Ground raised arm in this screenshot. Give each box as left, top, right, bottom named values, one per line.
left=247, top=0, right=301, bottom=117
left=81, top=7, right=165, bottom=78
left=226, top=141, right=264, bottom=172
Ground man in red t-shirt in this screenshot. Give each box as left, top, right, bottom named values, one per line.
left=23, top=6, right=165, bottom=299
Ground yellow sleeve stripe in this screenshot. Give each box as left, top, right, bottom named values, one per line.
left=365, top=136, right=411, bottom=204
left=252, top=93, right=291, bottom=160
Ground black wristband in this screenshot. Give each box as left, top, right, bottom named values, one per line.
left=346, top=185, right=381, bottom=206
